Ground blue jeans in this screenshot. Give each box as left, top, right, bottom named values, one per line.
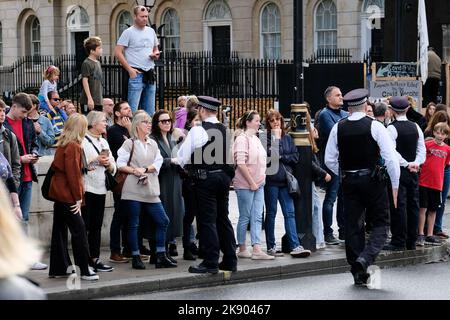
left=312, top=183, right=325, bottom=245
left=128, top=73, right=156, bottom=115
left=435, top=166, right=450, bottom=233
left=18, top=181, right=33, bottom=223
left=322, top=172, right=344, bottom=237
left=264, top=185, right=300, bottom=251
left=122, top=200, right=169, bottom=256
left=236, top=186, right=265, bottom=246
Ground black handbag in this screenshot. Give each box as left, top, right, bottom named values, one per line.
left=41, top=165, right=56, bottom=201
left=85, top=136, right=117, bottom=191
left=282, top=164, right=301, bottom=197
left=105, top=170, right=118, bottom=191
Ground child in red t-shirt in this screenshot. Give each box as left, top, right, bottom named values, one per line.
left=418, top=122, right=450, bottom=246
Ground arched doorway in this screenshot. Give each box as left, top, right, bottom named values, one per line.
left=360, top=0, right=385, bottom=61
left=203, top=0, right=232, bottom=57
left=67, top=5, right=90, bottom=70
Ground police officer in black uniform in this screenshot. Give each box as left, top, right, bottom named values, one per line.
left=325, top=89, right=400, bottom=286
left=176, top=96, right=237, bottom=274
left=384, top=96, right=425, bottom=251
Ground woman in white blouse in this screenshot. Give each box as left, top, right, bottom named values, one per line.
left=81, top=111, right=117, bottom=273
left=117, top=111, right=176, bottom=270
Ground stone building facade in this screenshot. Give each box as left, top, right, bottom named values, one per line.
left=0, top=0, right=386, bottom=67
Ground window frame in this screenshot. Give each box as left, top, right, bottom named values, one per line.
left=162, top=8, right=181, bottom=54
left=314, top=0, right=338, bottom=52
left=117, top=10, right=132, bottom=41
left=260, top=3, right=281, bottom=60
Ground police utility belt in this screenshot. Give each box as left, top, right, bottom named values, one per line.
left=341, top=166, right=388, bottom=182
left=189, top=169, right=223, bottom=180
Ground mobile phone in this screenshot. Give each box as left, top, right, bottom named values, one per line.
left=32, top=152, right=41, bottom=158
left=138, top=175, right=147, bottom=181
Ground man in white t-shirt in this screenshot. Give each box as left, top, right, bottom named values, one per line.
left=114, top=5, right=160, bottom=116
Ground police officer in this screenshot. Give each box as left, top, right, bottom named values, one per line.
left=176, top=96, right=237, bottom=274
left=325, top=89, right=400, bottom=286
left=384, top=96, right=425, bottom=251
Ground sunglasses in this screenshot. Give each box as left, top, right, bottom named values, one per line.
left=159, top=119, right=172, bottom=124
left=52, top=98, right=61, bottom=102
left=269, top=117, right=281, bottom=123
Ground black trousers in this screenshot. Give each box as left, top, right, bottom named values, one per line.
left=423, top=77, right=440, bottom=107
left=49, top=202, right=90, bottom=276
left=390, top=169, right=419, bottom=248
left=342, top=174, right=389, bottom=273
left=194, top=171, right=237, bottom=268
left=110, top=192, right=129, bottom=254
left=81, top=192, right=106, bottom=259
left=182, top=178, right=198, bottom=248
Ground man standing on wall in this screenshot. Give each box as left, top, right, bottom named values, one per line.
left=114, top=5, right=161, bottom=116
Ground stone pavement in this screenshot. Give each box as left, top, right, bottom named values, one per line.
left=25, top=189, right=450, bottom=300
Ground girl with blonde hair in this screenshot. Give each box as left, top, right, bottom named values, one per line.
left=49, top=114, right=99, bottom=281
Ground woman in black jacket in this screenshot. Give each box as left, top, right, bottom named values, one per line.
left=261, top=110, right=311, bottom=258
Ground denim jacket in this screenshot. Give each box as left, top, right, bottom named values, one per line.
left=34, top=116, right=55, bottom=156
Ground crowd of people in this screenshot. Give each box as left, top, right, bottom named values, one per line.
left=0, top=5, right=449, bottom=291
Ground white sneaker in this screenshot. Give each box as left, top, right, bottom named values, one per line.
left=30, top=262, right=48, bottom=270
left=290, top=246, right=311, bottom=258
left=237, top=250, right=252, bottom=259
left=251, top=251, right=275, bottom=260
left=81, top=270, right=99, bottom=281
left=316, top=243, right=326, bottom=249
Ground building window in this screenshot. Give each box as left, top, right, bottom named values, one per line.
left=0, top=22, right=3, bottom=66
left=67, top=6, right=90, bottom=31
left=261, top=3, right=281, bottom=60
left=162, top=9, right=180, bottom=54
left=205, top=0, right=232, bottom=20
left=363, top=0, right=385, bottom=12
left=315, top=0, right=337, bottom=51
left=31, top=17, right=41, bottom=57
left=117, top=10, right=132, bottom=40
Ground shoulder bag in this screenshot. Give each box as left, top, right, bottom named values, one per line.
left=85, top=136, right=118, bottom=191
left=112, top=139, right=135, bottom=195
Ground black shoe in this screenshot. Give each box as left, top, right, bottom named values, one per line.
left=169, top=243, right=178, bottom=257
left=149, top=254, right=156, bottom=265
left=325, top=234, right=340, bottom=245
left=190, top=243, right=199, bottom=255
left=183, top=248, right=197, bottom=261
left=188, top=263, right=219, bottom=274
left=140, top=246, right=152, bottom=256
left=382, top=243, right=406, bottom=251
left=352, top=257, right=369, bottom=286
left=166, top=252, right=177, bottom=264
left=91, top=258, right=114, bottom=272
left=132, top=255, right=146, bottom=270
left=353, top=272, right=370, bottom=286
left=218, top=262, right=237, bottom=272
left=155, top=252, right=177, bottom=268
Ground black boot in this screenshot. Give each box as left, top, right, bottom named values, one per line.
left=183, top=247, right=197, bottom=261
left=169, top=243, right=178, bottom=257
left=166, top=252, right=177, bottom=264
left=132, top=255, right=146, bottom=270
left=190, top=242, right=199, bottom=255
left=164, top=243, right=177, bottom=263
left=155, top=252, right=177, bottom=268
